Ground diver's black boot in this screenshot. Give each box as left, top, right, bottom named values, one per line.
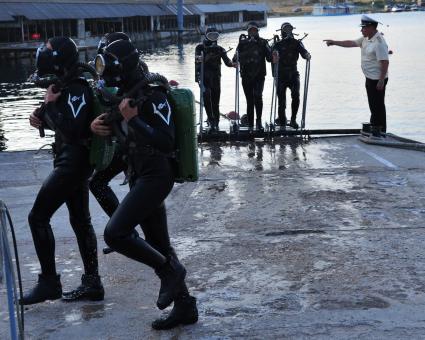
left=152, top=295, right=198, bottom=330
left=275, top=116, right=286, bottom=127
left=256, top=119, right=264, bottom=131
left=289, top=118, right=299, bottom=129
left=20, top=274, right=62, bottom=305
left=155, top=256, right=186, bottom=310
left=62, top=274, right=104, bottom=302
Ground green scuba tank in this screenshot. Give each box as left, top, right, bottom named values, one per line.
left=167, top=88, right=199, bottom=182
left=89, top=87, right=118, bottom=171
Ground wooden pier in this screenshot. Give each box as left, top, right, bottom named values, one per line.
left=0, top=46, right=92, bottom=62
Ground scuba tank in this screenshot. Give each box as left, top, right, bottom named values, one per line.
left=89, top=86, right=119, bottom=171
left=167, top=87, right=198, bottom=183
left=93, top=73, right=199, bottom=182
left=130, top=73, right=198, bottom=182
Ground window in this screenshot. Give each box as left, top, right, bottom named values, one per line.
left=205, top=12, right=239, bottom=25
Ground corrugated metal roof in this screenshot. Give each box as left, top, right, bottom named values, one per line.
left=0, top=2, right=172, bottom=20
left=0, top=11, right=15, bottom=22
left=194, top=3, right=269, bottom=14
left=165, top=4, right=203, bottom=16
left=0, top=2, right=268, bottom=21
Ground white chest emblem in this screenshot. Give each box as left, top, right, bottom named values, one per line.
left=67, top=93, right=86, bottom=118
left=152, top=101, right=171, bottom=125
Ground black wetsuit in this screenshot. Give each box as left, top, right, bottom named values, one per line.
left=235, top=36, right=272, bottom=128
left=89, top=144, right=127, bottom=217
left=28, top=78, right=99, bottom=277
left=272, top=37, right=309, bottom=123
left=195, top=40, right=233, bottom=128
left=103, top=85, right=178, bottom=268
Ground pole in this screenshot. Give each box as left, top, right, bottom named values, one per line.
left=234, top=50, right=240, bottom=131
left=199, top=51, right=205, bottom=138
left=301, top=58, right=311, bottom=132
left=0, top=201, right=24, bottom=340
left=177, top=0, right=184, bottom=33
left=269, top=62, right=276, bottom=133
left=272, top=59, right=279, bottom=130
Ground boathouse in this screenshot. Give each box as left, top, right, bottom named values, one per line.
left=0, top=1, right=269, bottom=48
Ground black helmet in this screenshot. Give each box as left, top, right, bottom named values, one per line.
left=247, top=21, right=259, bottom=38
left=97, top=32, right=131, bottom=55
left=36, top=36, right=78, bottom=77
left=281, top=22, right=295, bottom=39
left=247, top=21, right=259, bottom=31
left=205, top=27, right=220, bottom=42
left=94, top=39, right=139, bottom=87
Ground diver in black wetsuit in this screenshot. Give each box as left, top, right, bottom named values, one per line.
left=195, top=27, right=235, bottom=132
left=89, top=32, right=131, bottom=218
left=234, top=21, right=272, bottom=132
left=272, top=22, right=311, bottom=129
left=91, top=39, right=198, bottom=330
left=21, top=37, right=104, bottom=305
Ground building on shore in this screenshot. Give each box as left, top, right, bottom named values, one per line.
left=312, top=2, right=359, bottom=16
left=0, top=1, right=269, bottom=49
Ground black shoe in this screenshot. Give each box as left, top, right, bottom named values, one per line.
left=155, top=256, right=186, bottom=310
left=20, top=274, right=62, bottom=305
left=152, top=296, right=198, bottom=330
left=289, top=119, right=299, bottom=129
left=371, top=125, right=382, bottom=138
left=214, top=120, right=220, bottom=132
left=256, top=119, right=264, bottom=131
left=275, top=117, right=286, bottom=126
left=62, top=274, right=105, bottom=302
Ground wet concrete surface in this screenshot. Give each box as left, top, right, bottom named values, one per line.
left=1, top=136, right=425, bottom=339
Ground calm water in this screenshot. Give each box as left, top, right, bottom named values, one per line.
left=0, top=12, right=424, bottom=151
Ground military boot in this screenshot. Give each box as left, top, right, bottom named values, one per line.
left=155, top=256, right=186, bottom=310
left=152, top=295, right=198, bottom=330
left=20, top=274, right=62, bottom=305
left=289, top=118, right=299, bottom=129
left=256, top=119, right=264, bottom=131
left=62, top=273, right=104, bottom=302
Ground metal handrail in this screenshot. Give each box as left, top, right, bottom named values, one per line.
left=0, top=200, right=24, bottom=340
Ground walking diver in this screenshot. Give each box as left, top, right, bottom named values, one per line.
left=22, top=37, right=104, bottom=305
left=92, top=39, right=198, bottom=330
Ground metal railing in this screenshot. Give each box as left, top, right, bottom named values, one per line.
left=0, top=200, right=24, bottom=340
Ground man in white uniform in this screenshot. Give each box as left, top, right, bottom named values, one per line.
left=323, top=15, right=389, bottom=135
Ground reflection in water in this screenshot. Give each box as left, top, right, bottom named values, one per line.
left=64, top=303, right=109, bottom=325
left=203, top=139, right=308, bottom=172
left=208, top=143, right=223, bottom=166
left=0, top=120, right=6, bottom=151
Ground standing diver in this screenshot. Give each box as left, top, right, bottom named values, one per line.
left=272, top=22, right=311, bottom=129
left=22, top=37, right=104, bottom=305
left=91, top=39, right=198, bottom=330
left=234, top=21, right=272, bottom=132
left=195, top=27, right=235, bottom=132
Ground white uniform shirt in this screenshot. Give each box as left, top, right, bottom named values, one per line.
left=355, top=32, right=389, bottom=80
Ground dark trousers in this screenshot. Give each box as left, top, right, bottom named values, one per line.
left=104, top=156, right=174, bottom=269
left=203, top=75, right=221, bottom=125
left=242, top=75, right=265, bottom=127
left=89, top=151, right=127, bottom=217
left=277, top=71, right=300, bottom=122
left=28, top=156, right=98, bottom=276
left=365, top=78, right=388, bottom=132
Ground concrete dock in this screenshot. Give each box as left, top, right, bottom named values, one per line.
left=1, top=135, right=425, bottom=339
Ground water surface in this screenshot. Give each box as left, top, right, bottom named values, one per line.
left=0, top=12, right=424, bottom=151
